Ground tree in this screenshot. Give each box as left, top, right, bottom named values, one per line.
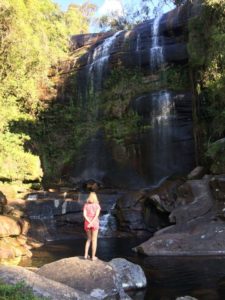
left=187, top=0, right=225, bottom=172
left=65, top=2, right=97, bottom=35
left=0, top=0, right=95, bottom=184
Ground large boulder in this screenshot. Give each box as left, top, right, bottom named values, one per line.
left=169, top=180, right=214, bottom=225
left=0, top=215, right=32, bottom=264
left=187, top=166, right=206, bottom=180
left=37, top=257, right=145, bottom=299
left=37, top=257, right=124, bottom=299
left=176, top=297, right=198, bottom=300
left=115, top=192, right=147, bottom=233
left=115, top=187, right=174, bottom=234
left=134, top=220, right=225, bottom=255
left=0, top=265, right=95, bottom=300
left=210, top=175, right=225, bottom=202
left=0, top=232, right=32, bottom=264
left=144, top=178, right=185, bottom=213
left=133, top=178, right=225, bottom=255
left=0, top=215, right=21, bottom=237
left=0, top=191, right=7, bottom=214
left=0, top=236, right=32, bottom=264
left=109, top=258, right=146, bottom=291
left=209, top=175, right=225, bottom=219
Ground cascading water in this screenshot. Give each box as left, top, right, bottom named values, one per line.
left=136, top=32, right=142, bottom=67
left=74, top=31, right=123, bottom=183
left=88, top=31, right=122, bottom=92
left=99, top=203, right=117, bottom=236
left=150, top=14, right=164, bottom=71
left=149, top=12, right=175, bottom=125
left=133, top=13, right=184, bottom=186
left=147, top=91, right=177, bottom=185
left=136, top=33, right=141, bottom=52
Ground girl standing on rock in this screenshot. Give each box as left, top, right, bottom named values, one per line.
left=83, top=192, right=101, bottom=261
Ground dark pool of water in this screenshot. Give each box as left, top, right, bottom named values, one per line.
left=20, top=238, right=225, bottom=300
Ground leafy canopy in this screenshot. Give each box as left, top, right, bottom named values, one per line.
left=0, top=0, right=95, bottom=184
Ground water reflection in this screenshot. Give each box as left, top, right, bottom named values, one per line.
left=133, top=255, right=225, bottom=300
left=20, top=238, right=225, bottom=300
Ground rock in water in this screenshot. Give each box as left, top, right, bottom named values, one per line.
left=176, top=297, right=198, bottom=300
left=0, top=265, right=95, bottom=300
left=37, top=256, right=122, bottom=299
left=187, top=166, right=205, bottom=180
left=109, top=258, right=147, bottom=290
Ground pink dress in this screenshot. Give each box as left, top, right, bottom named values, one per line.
left=83, top=203, right=101, bottom=231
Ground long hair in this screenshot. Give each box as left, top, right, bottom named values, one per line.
left=87, top=192, right=99, bottom=204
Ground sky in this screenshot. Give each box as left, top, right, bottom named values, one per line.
left=54, top=0, right=174, bottom=32
left=54, top=0, right=104, bottom=11
left=54, top=0, right=173, bottom=14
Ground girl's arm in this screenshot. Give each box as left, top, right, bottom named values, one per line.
left=83, top=208, right=91, bottom=223
left=87, top=207, right=100, bottom=227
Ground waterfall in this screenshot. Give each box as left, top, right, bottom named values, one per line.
left=99, top=203, right=117, bottom=237
left=72, top=10, right=194, bottom=188
left=147, top=14, right=178, bottom=185
left=88, top=31, right=122, bottom=91
left=136, top=32, right=142, bottom=67
left=75, top=31, right=123, bottom=182
left=149, top=12, right=173, bottom=118
left=150, top=90, right=176, bottom=184
left=151, top=91, right=174, bottom=123
left=150, top=14, right=164, bottom=72
left=136, top=33, right=141, bottom=52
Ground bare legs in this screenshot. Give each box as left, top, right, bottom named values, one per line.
left=91, top=229, right=98, bottom=260
left=84, top=229, right=99, bottom=260
left=84, top=230, right=92, bottom=259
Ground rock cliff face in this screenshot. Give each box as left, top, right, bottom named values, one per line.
left=72, top=2, right=198, bottom=71
left=57, top=2, right=200, bottom=189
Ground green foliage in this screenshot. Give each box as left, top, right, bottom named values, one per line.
left=164, top=64, right=190, bottom=90
left=102, top=66, right=154, bottom=104
left=188, top=0, right=225, bottom=171
left=65, top=2, right=97, bottom=35
left=99, top=67, right=149, bottom=144
left=31, top=99, right=99, bottom=183
left=206, top=138, right=225, bottom=173
left=0, top=132, right=43, bottom=182
left=187, top=16, right=207, bottom=67
left=0, top=281, right=44, bottom=300
left=0, top=0, right=94, bottom=185
left=32, top=67, right=150, bottom=181
left=103, top=114, right=140, bottom=145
